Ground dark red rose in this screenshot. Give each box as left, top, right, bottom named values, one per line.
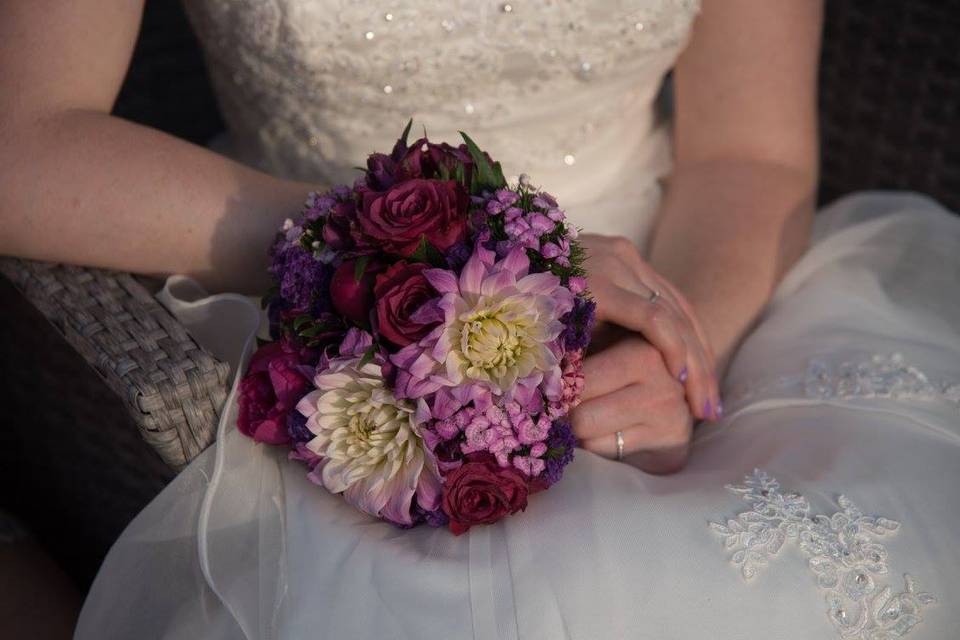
left=359, top=179, right=468, bottom=256
left=441, top=454, right=530, bottom=535
left=237, top=340, right=315, bottom=445
left=373, top=261, right=440, bottom=347
left=329, top=259, right=384, bottom=325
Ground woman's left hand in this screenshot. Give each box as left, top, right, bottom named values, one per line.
left=571, top=333, right=694, bottom=474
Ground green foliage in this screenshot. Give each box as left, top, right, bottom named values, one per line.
left=408, top=236, right=447, bottom=267
left=460, top=131, right=507, bottom=193
left=353, top=255, right=371, bottom=283
left=357, top=344, right=377, bottom=368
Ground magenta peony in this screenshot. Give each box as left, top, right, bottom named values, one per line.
left=237, top=340, right=316, bottom=445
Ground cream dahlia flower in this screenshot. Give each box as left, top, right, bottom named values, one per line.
left=392, top=245, right=574, bottom=405
left=296, top=346, right=440, bottom=525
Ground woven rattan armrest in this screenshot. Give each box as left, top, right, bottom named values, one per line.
left=0, top=258, right=229, bottom=469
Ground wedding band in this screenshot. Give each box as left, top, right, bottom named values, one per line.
left=648, top=289, right=661, bottom=304
left=615, top=431, right=625, bottom=460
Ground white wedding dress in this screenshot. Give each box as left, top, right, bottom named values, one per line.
left=75, top=2, right=960, bottom=639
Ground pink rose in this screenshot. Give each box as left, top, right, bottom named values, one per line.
left=373, top=261, right=440, bottom=347
left=237, top=340, right=315, bottom=445
left=441, top=454, right=529, bottom=535
left=358, top=179, right=468, bottom=256
left=329, top=259, right=384, bottom=325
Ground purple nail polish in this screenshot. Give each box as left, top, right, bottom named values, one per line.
left=679, top=367, right=688, bottom=383
left=703, top=399, right=712, bottom=419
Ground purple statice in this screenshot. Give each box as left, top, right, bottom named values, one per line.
left=286, top=410, right=313, bottom=444
left=444, top=240, right=472, bottom=270
left=543, top=418, right=576, bottom=486
left=560, top=296, right=596, bottom=351
left=269, top=242, right=333, bottom=315
left=409, top=499, right=450, bottom=529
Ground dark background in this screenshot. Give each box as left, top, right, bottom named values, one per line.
left=1, top=0, right=958, bottom=592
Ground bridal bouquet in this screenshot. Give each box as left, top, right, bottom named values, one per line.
left=236, top=122, right=594, bottom=534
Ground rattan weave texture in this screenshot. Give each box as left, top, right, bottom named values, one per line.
left=0, top=259, right=228, bottom=469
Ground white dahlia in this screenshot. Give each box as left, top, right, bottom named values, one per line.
left=296, top=349, right=440, bottom=525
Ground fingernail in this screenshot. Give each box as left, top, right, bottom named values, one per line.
left=679, top=367, right=688, bottom=383
left=715, top=400, right=724, bottom=419
left=703, top=399, right=712, bottom=420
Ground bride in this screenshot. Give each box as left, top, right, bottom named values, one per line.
left=2, top=1, right=958, bottom=638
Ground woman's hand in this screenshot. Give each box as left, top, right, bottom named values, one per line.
left=578, top=233, right=721, bottom=422
left=571, top=332, right=694, bottom=474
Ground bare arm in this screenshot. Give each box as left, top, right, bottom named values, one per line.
left=0, top=0, right=312, bottom=292
left=649, top=0, right=823, bottom=371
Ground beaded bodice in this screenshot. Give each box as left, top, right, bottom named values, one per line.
left=184, top=0, right=701, bottom=244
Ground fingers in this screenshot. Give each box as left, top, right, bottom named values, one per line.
left=579, top=335, right=665, bottom=401
left=572, top=383, right=657, bottom=439
left=581, top=233, right=721, bottom=421
left=618, top=280, right=718, bottom=420
left=579, top=421, right=692, bottom=471
left=593, top=281, right=687, bottom=378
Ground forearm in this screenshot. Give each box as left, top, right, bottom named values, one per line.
left=0, top=109, right=312, bottom=292
left=648, top=159, right=815, bottom=371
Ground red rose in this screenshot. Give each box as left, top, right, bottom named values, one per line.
left=237, top=340, right=315, bottom=445
left=373, top=261, right=440, bottom=347
left=329, top=259, right=383, bottom=324
left=441, top=454, right=530, bottom=535
left=358, top=179, right=468, bottom=256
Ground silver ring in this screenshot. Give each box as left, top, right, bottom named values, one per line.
left=648, top=289, right=661, bottom=304
left=615, top=431, right=625, bottom=460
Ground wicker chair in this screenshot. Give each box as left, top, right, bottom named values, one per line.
left=0, top=0, right=958, bottom=587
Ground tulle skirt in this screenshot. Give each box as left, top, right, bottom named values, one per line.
left=75, top=192, right=960, bottom=639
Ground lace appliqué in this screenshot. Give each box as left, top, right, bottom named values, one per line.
left=804, top=353, right=960, bottom=406
left=726, top=353, right=960, bottom=414
left=711, top=471, right=937, bottom=639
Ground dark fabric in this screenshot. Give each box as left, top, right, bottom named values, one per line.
left=818, top=1, right=960, bottom=211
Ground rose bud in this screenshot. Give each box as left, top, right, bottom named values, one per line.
left=330, top=258, right=382, bottom=324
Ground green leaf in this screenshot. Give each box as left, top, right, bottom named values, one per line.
left=399, top=118, right=413, bottom=147
left=492, top=160, right=507, bottom=187
left=459, top=131, right=506, bottom=191
left=292, top=315, right=313, bottom=331
left=358, top=345, right=377, bottom=368
left=543, top=446, right=568, bottom=460
left=408, top=236, right=446, bottom=267
left=299, top=325, right=323, bottom=338
left=353, top=255, right=371, bottom=283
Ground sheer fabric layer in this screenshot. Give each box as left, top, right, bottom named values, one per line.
left=76, top=193, right=960, bottom=639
